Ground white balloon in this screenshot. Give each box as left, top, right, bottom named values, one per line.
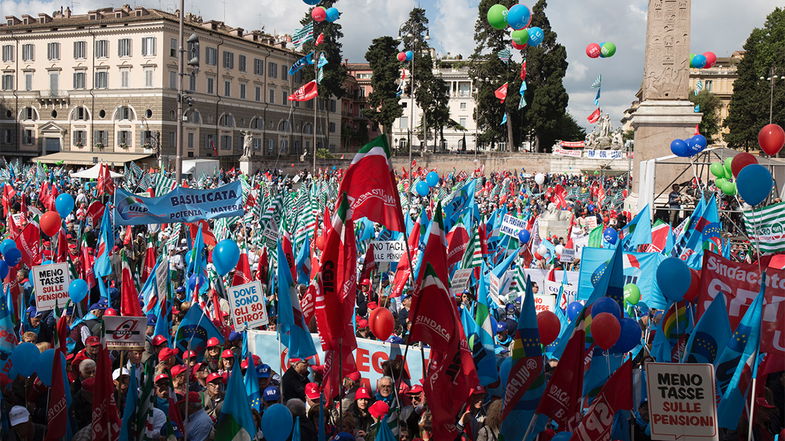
left=534, top=173, right=545, bottom=185
left=555, top=245, right=565, bottom=256
left=537, top=245, right=548, bottom=256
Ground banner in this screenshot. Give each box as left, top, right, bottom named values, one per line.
left=585, top=150, right=625, bottom=160
left=450, top=268, right=473, bottom=295
left=489, top=271, right=512, bottom=305
left=560, top=248, right=576, bottom=263
left=227, top=281, right=269, bottom=331
left=742, top=202, right=785, bottom=254
left=646, top=362, right=718, bottom=441
left=103, top=316, right=146, bottom=350
left=248, top=331, right=429, bottom=392
left=524, top=270, right=580, bottom=293
left=577, top=248, right=668, bottom=309
left=499, top=214, right=527, bottom=238
left=559, top=141, right=586, bottom=149
left=155, top=256, right=169, bottom=299
left=533, top=294, right=556, bottom=313
left=543, top=279, right=577, bottom=309
left=370, top=241, right=406, bottom=263
left=552, top=147, right=583, bottom=158
left=32, top=262, right=71, bottom=312
left=114, top=181, right=244, bottom=225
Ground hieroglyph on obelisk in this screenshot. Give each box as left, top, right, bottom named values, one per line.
left=641, top=0, right=691, bottom=101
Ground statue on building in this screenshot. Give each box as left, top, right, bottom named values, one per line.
left=241, top=131, right=253, bottom=159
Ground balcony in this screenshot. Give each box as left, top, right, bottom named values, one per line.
left=36, top=90, right=69, bottom=106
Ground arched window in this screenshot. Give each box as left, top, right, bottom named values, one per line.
left=277, top=119, right=290, bottom=132
left=19, top=107, right=39, bottom=121
left=219, top=113, right=235, bottom=127
left=70, top=106, right=90, bottom=121
left=302, top=122, right=313, bottom=135
left=113, top=106, right=135, bottom=121
left=250, top=117, right=264, bottom=130
left=184, top=108, right=201, bottom=124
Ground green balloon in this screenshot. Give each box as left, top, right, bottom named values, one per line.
left=623, top=283, right=641, bottom=305
left=710, top=162, right=725, bottom=178
left=601, top=42, right=617, bottom=58
left=487, top=4, right=509, bottom=30
left=721, top=181, right=737, bottom=196
left=511, top=29, right=529, bottom=45
left=715, top=178, right=728, bottom=190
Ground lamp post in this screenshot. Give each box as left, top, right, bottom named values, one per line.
left=760, top=66, right=781, bottom=124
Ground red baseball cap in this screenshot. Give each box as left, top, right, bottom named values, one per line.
left=471, top=385, right=486, bottom=395
left=192, top=363, right=207, bottom=375
left=85, top=336, right=101, bottom=347
left=346, top=372, right=361, bottom=382
left=206, top=373, right=223, bottom=384
left=104, top=308, right=118, bottom=316
left=369, top=401, right=390, bottom=419
left=406, top=385, right=423, bottom=395
left=221, top=349, right=235, bottom=359
left=305, top=382, right=321, bottom=400
left=158, top=347, right=179, bottom=362
left=182, top=350, right=197, bottom=360
left=355, top=387, right=372, bottom=400
left=151, top=335, right=168, bottom=347
left=357, top=319, right=369, bottom=329
left=360, top=279, right=371, bottom=286
left=367, top=301, right=378, bottom=310
left=170, top=365, right=188, bottom=377
left=206, top=337, right=221, bottom=348
left=154, top=373, right=171, bottom=384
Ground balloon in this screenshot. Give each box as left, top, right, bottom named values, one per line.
left=537, top=311, right=560, bottom=346
left=684, top=268, right=701, bottom=302
left=591, top=296, right=621, bottom=320
left=303, top=0, right=320, bottom=4
left=691, top=134, right=707, bottom=152
left=426, top=171, right=439, bottom=187
left=261, top=404, right=293, bottom=441
left=369, top=307, right=395, bottom=341
left=213, top=239, right=241, bottom=276
left=709, top=162, right=725, bottom=178
left=40, top=211, right=62, bottom=237
left=0, top=260, right=7, bottom=279
left=315, top=234, right=326, bottom=251
left=0, top=238, right=16, bottom=255
left=325, top=7, right=340, bottom=22
left=11, top=342, right=40, bottom=377
left=731, top=153, right=758, bottom=178
left=537, top=245, right=548, bottom=257
left=586, top=43, right=601, bottom=58
left=534, top=173, right=545, bottom=185
left=552, top=433, right=573, bottom=441
left=397, top=52, right=407, bottom=62
left=611, top=318, right=642, bottom=353
left=692, top=54, right=707, bottom=68
left=591, top=262, right=608, bottom=287
left=37, top=349, right=56, bottom=386
left=527, top=27, right=544, bottom=47
left=723, top=157, right=733, bottom=177
left=55, top=193, right=75, bottom=218
left=567, top=302, right=583, bottom=321
left=670, top=139, right=689, bottom=157
left=623, top=284, right=640, bottom=305
left=486, top=4, right=509, bottom=30
left=703, top=51, right=717, bottom=68
left=656, top=257, right=691, bottom=302
left=405, top=50, right=414, bottom=61
left=721, top=181, right=737, bottom=196
left=518, top=229, right=531, bottom=244
left=187, top=273, right=207, bottom=292
left=591, top=313, right=621, bottom=350
left=602, top=227, right=618, bottom=244
left=311, top=6, right=327, bottom=22
left=415, top=181, right=430, bottom=197
left=737, top=164, right=773, bottom=206
left=69, top=279, right=89, bottom=303
left=511, top=40, right=527, bottom=50
left=554, top=244, right=565, bottom=256
left=511, top=29, right=529, bottom=46
left=506, top=4, right=531, bottom=30
left=600, top=42, right=617, bottom=58
left=4, top=248, right=21, bottom=267
left=689, top=53, right=697, bottom=68
left=758, top=124, right=785, bottom=156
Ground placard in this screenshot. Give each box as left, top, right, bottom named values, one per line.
left=155, top=256, right=169, bottom=298
left=646, top=362, right=718, bottom=441
left=583, top=216, right=598, bottom=230
left=488, top=271, right=512, bottom=305
left=499, top=215, right=527, bottom=238
left=533, top=294, right=556, bottom=313
left=450, top=268, right=473, bottom=295
left=32, top=262, right=71, bottom=312
left=371, top=241, right=406, bottom=263
left=227, top=281, right=269, bottom=331
left=103, top=316, right=146, bottom=350
left=559, top=248, right=575, bottom=263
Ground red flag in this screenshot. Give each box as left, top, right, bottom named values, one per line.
left=232, top=245, right=252, bottom=286
left=6, top=212, right=19, bottom=239
left=256, top=247, right=269, bottom=283
left=281, top=233, right=296, bottom=281
left=188, top=221, right=217, bottom=247
left=446, top=222, right=469, bottom=271
left=97, top=163, right=115, bottom=196
left=86, top=201, right=104, bottom=228
left=552, top=184, right=568, bottom=210
left=536, top=330, right=585, bottom=428
left=315, top=33, right=325, bottom=46
left=141, top=238, right=157, bottom=283
left=336, top=135, right=406, bottom=232
left=301, top=283, right=317, bottom=327
left=587, top=108, right=601, bottom=124
left=1, top=184, right=16, bottom=217
left=520, top=60, right=527, bottom=80
left=288, top=80, right=319, bottom=102
left=390, top=217, right=420, bottom=298
left=81, top=236, right=96, bottom=289
left=44, top=351, right=67, bottom=441
left=121, top=250, right=144, bottom=316
left=359, top=245, right=376, bottom=284
left=494, top=83, right=509, bottom=103
left=570, top=360, right=632, bottom=441
left=91, top=345, right=121, bottom=441
left=55, top=228, right=68, bottom=263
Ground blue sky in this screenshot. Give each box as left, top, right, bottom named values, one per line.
left=3, top=0, right=781, bottom=129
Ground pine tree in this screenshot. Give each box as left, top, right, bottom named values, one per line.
left=689, top=90, right=722, bottom=142
left=364, top=36, right=405, bottom=146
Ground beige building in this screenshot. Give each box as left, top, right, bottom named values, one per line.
left=0, top=5, right=340, bottom=167
left=688, top=51, right=743, bottom=144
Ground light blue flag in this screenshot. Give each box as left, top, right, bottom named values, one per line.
left=375, top=415, right=397, bottom=441
left=175, top=303, right=224, bottom=355
left=682, top=293, right=730, bottom=364
left=650, top=316, right=672, bottom=362
left=244, top=354, right=261, bottom=412
left=317, top=53, right=328, bottom=69
left=443, top=179, right=476, bottom=231
left=594, top=88, right=601, bottom=107
left=276, top=241, right=317, bottom=360
left=472, top=268, right=499, bottom=386
left=153, top=297, right=172, bottom=346
left=288, top=51, right=315, bottom=76
left=216, top=362, right=257, bottom=439
left=519, top=81, right=527, bottom=93
left=295, top=236, right=311, bottom=286
left=500, top=113, right=508, bottom=126
left=94, top=206, right=114, bottom=277
left=187, top=224, right=208, bottom=297
left=622, top=204, right=652, bottom=250
left=119, top=365, right=138, bottom=441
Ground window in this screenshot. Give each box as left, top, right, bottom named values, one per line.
left=75, top=106, right=88, bottom=120
left=142, top=130, right=154, bottom=147
left=117, top=130, right=131, bottom=146
left=94, top=130, right=107, bottom=146
left=281, top=90, right=287, bottom=105
left=268, top=88, right=275, bottom=104
left=73, top=72, right=85, bottom=89
left=1, top=75, right=13, bottom=90
left=239, top=83, right=246, bottom=99
left=268, top=62, right=277, bottom=78
left=170, top=38, right=177, bottom=57
left=47, top=42, right=60, bottom=60
left=2, top=45, right=13, bottom=62
left=95, top=71, right=108, bottom=89
left=142, top=37, right=156, bottom=56
left=188, top=72, right=196, bottom=91
left=2, top=130, right=11, bottom=144
left=169, top=71, right=177, bottom=89
left=255, top=86, right=261, bottom=102
left=25, top=73, right=33, bottom=91
left=267, top=138, right=275, bottom=155
left=121, top=69, right=130, bottom=88
left=281, top=67, right=287, bottom=81
left=399, top=116, right=408, bottom=130
left=95, top=40, right=108, bottom=58
left=224, top=80, right=231, bottom=97
left=187, top=132, right=194, bottom=148
left=460, top=102, right=467, bottom=110
left=220, top=135, right=232, bottom=150
left=207, top=77, right=214, bottom=94
left=459, top=117, right=467, bottom=127
left=73, top=41, right=86, bottom=59
left=145, top=68, right=154, bottom=88
left=206, top=47, right=217, bottom=66
left=22, top=44, right=34, bottom=61
left=329, top=122, right=336, bottom=133
left=22, top=107, right=36, bottom=120
left=23, top=129, right=34, bottom=145
left=330, top=99, right=336, bottom=112
left=223, top=51, right=234, bottom=69
left=219, top=114, right=234, bottom=127
left=254, top=58, right=264, bottom=75
left=73, top=130, right=86, bottom=146
left=238, top=55, right=246, bottom=72
left=251, top=118, right=263, bottom=130
left=49, top=73, right=59, bottom=94
left=117, top=106, right=133, bottom=120
left=118, top=38, right=131, bottom=57
left=706, top=80, right=713, bottom=92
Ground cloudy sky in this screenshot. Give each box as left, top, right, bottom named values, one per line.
left=2, top=0, right=781, bottom=129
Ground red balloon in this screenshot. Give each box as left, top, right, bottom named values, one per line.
left=511, top=41, right=527, bottom=50
left=537, top=311, right=561, bottom=346
left=311, top=6, right=327, bottom=22
left=591, top=312, right=620, bottom=350
left=40, top=211, right=61, bottom=237
left=533, top=251, right=543, bottom=260
left=586, top=43, right=601, bottom=58
left=684, top=268, right=701, bottom=302
left=315, top=234, right=326, bottom=251
left=703, top=52, right=717, bottom=68
left=369, top=307, right=395, bottom=341
left=397, top=52, right=407, bottom=62
left=758, top=124, right=785, bottom=156
left=731, top=152, right=758, bottom=178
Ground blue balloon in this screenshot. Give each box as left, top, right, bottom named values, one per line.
left=692, top=134, right=708, bottom=150
left=11, top=342, right=40, bottom=377
left=405, top=50, right=414, bottom=61
left=303, top=0, right=320, bottom=4
left=325, top=7, right=340, bottom=22
left=261, top=404, right=293, bottom=441
left=518, top=229, right=531, bottom=244
left=0, top=259, right=7, bottom=279
left=737, top=164, right=773, bottom=206
left=591, top=296, right=621, bottom=319
left=692, top=54, right=707, bottom=68
left=670, top=139, right=689, bottom=157
left=552, top=433, right=573, bottom=441
left=187, top=273, right=207, bottom=292
left=3, top=247, right=21, bottom=267
left=55, top=193, right=75, bottom=218
left=567, top=301, right=583, bottom=322
left=213, top=239, right=240, bottom=276
left=603, top=227, right=618, bottom=244
left=415, top=181, right=430, bottom=197
left=426, top=171, right=439, bottom=187
left=611, top=318, right=642, bottom=353
left=656, top=257, right=691, bottom=302
left=36, top=349, right=56, bottom=386
left=587, top=204, right=596, bottom=212
left=69, top=279, right=89, bottom=303
left=506, top=4, right=531, bottom=30
left=0, top=238, right=16, bottom=255
left=527, top=27, right=544, bottom=47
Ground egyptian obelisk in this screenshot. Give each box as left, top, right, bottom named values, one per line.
left=631, top=0, right=702, bottom=204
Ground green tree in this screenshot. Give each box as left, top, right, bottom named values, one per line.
left=689, top=90, right=722, bottom=143
left=555, top=114, right=586, bottom=142
left=364, top=36, right=404, bottom=146
left=299, top=0, right=347, bottom=100
left=725, top=7, right=785, bottom=151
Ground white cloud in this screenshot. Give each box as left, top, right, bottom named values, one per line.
left=431, top=0, right=478, bottom=58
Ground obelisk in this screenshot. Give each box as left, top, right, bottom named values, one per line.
left=630, top=0, right=702, bottom=206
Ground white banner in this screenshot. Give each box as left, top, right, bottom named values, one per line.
left=32, top=262, right=71, bottom=312
left=228, top=281, right=269, bottom=331
left=585, top=149, right=625, bottom=160
left=560, top=248, right=576, bottom=263
left=552, top=147, right=583, bottom=158
left=499, top=215, right=527, bottom=238
left=371, top=240, right=406, bottom=263
left=156, top=256, right=169, bottom=298
left=533, top=294, right=556, bottom=313
left=450, top=268, right=473, bottom=295
left=103, top=316, right=147, bottom=350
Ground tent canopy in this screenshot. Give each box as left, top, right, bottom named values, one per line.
left=69, top=163, right=124, bottom=179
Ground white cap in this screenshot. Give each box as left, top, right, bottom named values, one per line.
left=112, top=368, right=130, bottom=380
left=9, top=405, right=30, bottom=426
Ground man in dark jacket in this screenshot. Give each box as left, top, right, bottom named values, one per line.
left=282, top=359, right=310, bottom=402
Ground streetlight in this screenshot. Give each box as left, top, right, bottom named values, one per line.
left=760, top=66, right=781, bottom=124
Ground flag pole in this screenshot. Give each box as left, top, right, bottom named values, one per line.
left=312, top=49, right=319, bottom=174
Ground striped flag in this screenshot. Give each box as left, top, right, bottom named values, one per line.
left=292, top=22, right=314, bottom=48
left=742, top=202, right=785, bottom=254
left=498, top=48, right=511, bottom=64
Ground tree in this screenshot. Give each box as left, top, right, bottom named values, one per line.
left=555, top=114, right=586, bottom=142
left=689, top=90, right=722, bottom=143
left=725, top=7, right=785, bottom=151
left=364, top=36, right=404, bottom=147
left=299, top=1, right=347, bottom=100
